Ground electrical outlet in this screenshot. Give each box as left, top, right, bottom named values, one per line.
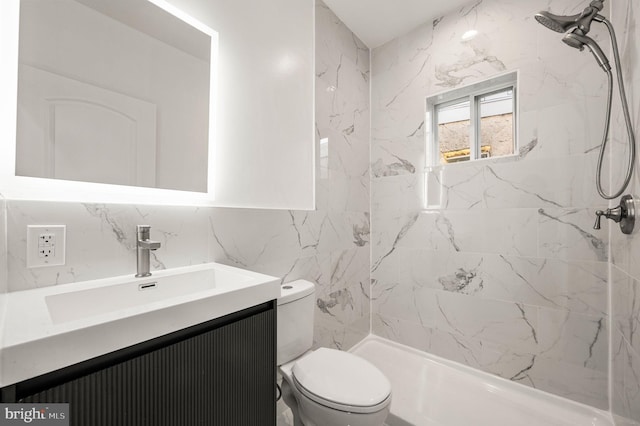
left=38, top=247, right=55, bottom=258
left=39, top=233, right=55, bottom=246
left=27, top=225, right=66, bottom=268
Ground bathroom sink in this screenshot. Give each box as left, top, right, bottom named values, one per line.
left=0, top=262, right=279, bottom=387
left=45, top=265, right=254, bottom=324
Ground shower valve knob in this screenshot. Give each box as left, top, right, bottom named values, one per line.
left=593, top=195, right=636, bottom=234
left=594, top=208, right=619, bottom=229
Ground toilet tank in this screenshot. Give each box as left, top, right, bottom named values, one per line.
left=277, top=280, right=315, bottom=365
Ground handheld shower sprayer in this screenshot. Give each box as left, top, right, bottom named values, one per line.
left=535, top=0, right=636, bottom=202
left=562, top=33, right=611, bottom=72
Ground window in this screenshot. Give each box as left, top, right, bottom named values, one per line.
left=426, top=72, right=517, bottom=166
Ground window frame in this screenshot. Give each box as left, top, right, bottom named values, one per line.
left=426, top=71, right=518, bottom=167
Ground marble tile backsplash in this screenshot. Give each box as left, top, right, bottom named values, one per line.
left=4, top=0, right=371, bottom=353
left=370, top=0, right=613, bottom=410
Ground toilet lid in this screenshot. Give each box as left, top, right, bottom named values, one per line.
left=292, top=348, right=391, bottom=409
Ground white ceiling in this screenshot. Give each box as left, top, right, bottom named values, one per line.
left=322, top=0, right=476, bottom=48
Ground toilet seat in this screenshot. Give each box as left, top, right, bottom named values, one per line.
left=291, top=348, right=391, bottom=414
left=293, top=375, right=391, bottom=414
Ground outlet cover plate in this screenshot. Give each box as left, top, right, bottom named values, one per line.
left=27, top=225, right=66, bottom=268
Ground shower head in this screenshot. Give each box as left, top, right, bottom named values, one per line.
left=563, top=32, right=611, bottom=72
left=534, top=11, right=582, bottom=33
left=535, top=1, right=610, bottom=72
left=535, top=0, right=605, bottom=35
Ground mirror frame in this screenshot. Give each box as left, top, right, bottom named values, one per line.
left=0, top=0, right=219, bottom=206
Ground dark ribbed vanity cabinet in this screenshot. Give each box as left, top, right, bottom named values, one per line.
left=1, top=301, right=276, bottom=426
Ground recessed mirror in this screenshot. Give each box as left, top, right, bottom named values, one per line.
left=15, top=0, right=214, bottom=193
left=1, top=0, right=314, bottom=209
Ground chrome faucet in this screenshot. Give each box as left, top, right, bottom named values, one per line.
left=135, top=225, right=161, bottom=277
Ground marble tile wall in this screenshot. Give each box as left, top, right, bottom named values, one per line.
left=609, top=0, right=640, bottom=424
left=370, top=0, right=612, bottom=409
left=4, top=0, right=370, bottom=352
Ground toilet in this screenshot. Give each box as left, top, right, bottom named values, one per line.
left=278, top=280, right=391, bottom=426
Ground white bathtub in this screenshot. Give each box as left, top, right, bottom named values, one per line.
left=350, top=336, right=613, bottom=426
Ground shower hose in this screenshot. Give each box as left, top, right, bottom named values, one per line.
left=595, top=17, right=636, bottom=200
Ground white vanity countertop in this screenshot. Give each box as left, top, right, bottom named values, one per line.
left=0, top=263, right=280, bottom=387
